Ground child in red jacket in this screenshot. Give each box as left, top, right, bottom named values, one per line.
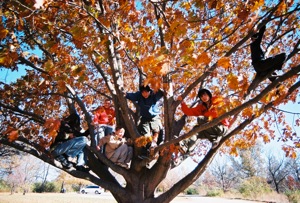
left=178, top=89, right=229, bottom=153
left=93, top=99, right=115, bottom=148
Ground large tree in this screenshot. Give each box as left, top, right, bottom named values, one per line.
left=0, top=0, right=299, bottom=202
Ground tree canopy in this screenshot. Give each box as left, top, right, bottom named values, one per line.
left=0, top=0, right=299, bottom=202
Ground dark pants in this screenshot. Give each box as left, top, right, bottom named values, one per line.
left=253, top=53, right=286, bottom=82
left=180, top=117, right=227, bottom=153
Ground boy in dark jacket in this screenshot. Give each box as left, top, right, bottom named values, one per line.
left=51, top=113, right=89, bottom=171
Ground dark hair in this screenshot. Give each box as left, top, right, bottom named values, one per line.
left=197, top=89, right=212, bottom=101
left=64, top=113, right=80, bottom=128
left=115, top=126, right=123, bottom=131
left=139, top=85, right=151, bottom=92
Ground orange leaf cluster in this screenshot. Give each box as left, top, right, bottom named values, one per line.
left=134, top=136, right=152, bottom=147
left=249, top=0, right=264, bottom=12
left=282, top=146, right=297, bottom=159
left=226, top=73, right=239, bottom=90
left=3, top=126, right=19, bottom=142
left=242, top=107, right=253, bottom=118
left=169, top=143, right=181, bottom=156
left=196, top=52, right=211, bottom=66
left=43, top=118, right=61, bottom=142
left=139, top=53, right=170, bottom=76
left=217, top=57, right=231, bottom=70
left=229, top=147, right=238, bottom=157
left=207, top=0, right=218, bottom=10
left=8, top=130, right=19, bottom=142
left=83, top=95, right=94, bottom=105
left=237, top=7, right=250, bottom=21
left=0, top=28, right=9, bottom=39
left=262, top=134, right=270, bottom=144
left=0, top=49, right=18, bottom=67
left=275, top=1, right=287, bottom=16
left=143, top=77, right=162, bottom=93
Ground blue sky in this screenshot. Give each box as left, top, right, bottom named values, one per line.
left=0, top=66, right=27, bottom=84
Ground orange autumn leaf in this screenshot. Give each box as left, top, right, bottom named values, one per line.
left=143, top=77, right=161, bottom=93
left=275, top=1, right=287, bottom=15
left=3, top=126, right=15, bottom=135
left=207, top=0, right=218, bottom=9
left=8, top=130, right=19, bottom=142
left=157, top=18, right=163, bottom=27
left=0, top=29, right=9, bottom=40
left=282, top=146, right=297, bottom=158
left=242, top=107, right=253, bottom=118
left=227, top=73, right=239, bottom=90
left=229, top=146, right=238, bottom=157
left=39, top=137, right=51, bottom=149
left=262, top=134, right=270, bottom=143
left=196, top=52, right=211, bottom=66
left=250, top=0, right=264, bottom=12
left=290, top=151, right=297, bottom=159
left=134, top=136, right=152, bottom=147
left=217, top=57, right=231, bottom=69
left=44, top=118, right=61, bottom=141
left=237, top=8, right=250, bottom=20
left=295, top=142, right=300, bottom=148
left=0, top=50, right=18, bottom=67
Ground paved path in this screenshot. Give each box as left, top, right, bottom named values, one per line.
left=172, top=195, right=262, bottom=203
left=0, top=192, right=264, bottom=203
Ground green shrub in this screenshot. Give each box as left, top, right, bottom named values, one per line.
left=285, top=190, right=300, bottom=203
left=0, top=180, right=10, bottom=192
left=238, top=177, right=272, bottom=198
left=71, top=184, right=81, bottom=192
left=32, top=182, right=58, bottom=193
left=185, top=187, right=199, bottom=195
left=206, top=189, right=222, bottom=197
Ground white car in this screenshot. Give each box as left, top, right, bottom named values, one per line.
left=80, top=185, right=103, bottom=194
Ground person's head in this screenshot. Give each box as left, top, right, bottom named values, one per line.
left=64, top=113, right=81, bottom=131
left=197, top=89, right=212, bottom=103
left=103, top=99, right=111, bottom=108
left=140, top=85, right=151, bottom=98
left=115, top=127, right=125, bottom=138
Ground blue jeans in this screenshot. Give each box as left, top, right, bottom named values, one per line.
left=94, top=125, right=114, bottom=146
left=52, top=136, right=88, bottom=166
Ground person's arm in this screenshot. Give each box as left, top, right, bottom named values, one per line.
left=155, top=89, right=164, bottom=101
left=126, top=91, right=140, bottom=101
left=181, top=102, right=202, bottom=116
left=96, top=135, right=110, bottom=151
